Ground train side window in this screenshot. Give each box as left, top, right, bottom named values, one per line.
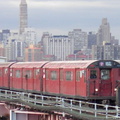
left=76, top=71, right=80, bottom=81
left=46, top=70, right=49, bottom=80
left=60, top=69, right=63, bottom=81
left=4, top=68, right=8, bottom=74
left=34, top=69, right=40, bottom=79
left=84, top=70, right=86, bottom=82
left=24, top=70, right=31, bottom=79
left=51, top=71, right=57, bottom=80
left=66, top=71, right=72, bottom=81
left=90, top=70, right=97, bottom=79
left=16, top=70, right=21, bottom=78
left=101, top=69, right=110, bottom=80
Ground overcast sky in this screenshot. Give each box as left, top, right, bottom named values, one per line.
left=0, top=0, right=120, bottom=39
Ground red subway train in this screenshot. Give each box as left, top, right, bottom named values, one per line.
left=0, top=60, right=120, bottom=104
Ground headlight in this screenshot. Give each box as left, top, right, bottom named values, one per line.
left=95, top=88, right=98, bottom=92
left=114, top=88, right=117, bottom=91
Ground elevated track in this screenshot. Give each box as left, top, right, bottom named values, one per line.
left=0, top=89, right=120, bottom=120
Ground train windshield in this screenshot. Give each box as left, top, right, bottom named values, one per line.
left=90, top=70, right=97, bottom=79
left=101, top=69, right=110, bottom=80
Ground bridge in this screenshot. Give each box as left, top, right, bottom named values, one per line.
left=0, top=89, right=120, bottom=120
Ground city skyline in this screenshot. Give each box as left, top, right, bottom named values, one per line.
left=0, top=0, right=120, bottom=39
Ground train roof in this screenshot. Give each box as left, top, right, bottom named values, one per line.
left=1, top=60, right=119, bottom=69
left=43, top=60, right=97, bottom=68
left=10, top=61, right=48, bottom=68
left=43, top=60, right=120, bottom=69
left=0, top=62, right=14, bottom=67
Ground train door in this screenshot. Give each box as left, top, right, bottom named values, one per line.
left=89, top=69, right=99, bottom=96
left=23, top=69, right=28, bottom=91
left=3, top=67, right=9, bottom=88
left=75, top=68, right=87, bottom=97
left=12, top=69, right=22, bottom=90
left=45, top=69, right=60, bottom=94
left=23, top=69, right=34, bottom=91
left=99, top=69, right=112, bottom=96
left=60, top=69, right=75, bottom=96
left=33, top=68, right=42, bottom=92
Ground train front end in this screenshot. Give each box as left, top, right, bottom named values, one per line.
left=87, top=60, right=120, bottom=104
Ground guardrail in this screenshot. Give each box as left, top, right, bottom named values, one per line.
left=0, top=89, right=120, bottom=119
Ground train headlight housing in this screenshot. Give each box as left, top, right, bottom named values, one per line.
left=114, top=88, right=117, bottom=91
left=95, top=88, right=98, bottom=92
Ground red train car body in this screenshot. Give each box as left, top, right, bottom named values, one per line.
left=42, top=60, right=120, bottom=102
left=0, top=60, right=120, bottom=104
left=0, top=62, right=14, bottom=89
left=10, top=62, right=47, bottom=92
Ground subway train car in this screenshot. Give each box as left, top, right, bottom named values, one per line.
left=9, top=62, right=48, bottom=92
left=0, top=60, right=120, bottom=104
left=42, top=60, right=120, bottom=104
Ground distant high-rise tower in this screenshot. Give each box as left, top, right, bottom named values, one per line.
left=19, top=0, right=27, bottom=34
left=97, top=18, right=111, bottom=45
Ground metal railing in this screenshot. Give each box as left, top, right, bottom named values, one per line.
left=0, top=89, right=120, bottom=119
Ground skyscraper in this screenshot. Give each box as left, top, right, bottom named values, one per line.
left=97, top=18, right=111, bottom=45
left=19, top=0, right=27, bottom=34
